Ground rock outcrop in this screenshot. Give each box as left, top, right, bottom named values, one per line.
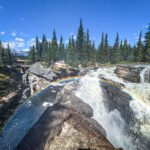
left=28, top=62, right=79, bottom=95
left=114, top=65, right=144, bottom=83
left=0, top=65, right=30, bottom=129
left=29, top=62, right=79, bottom=81
left=16, top=82, right=121, bottom=150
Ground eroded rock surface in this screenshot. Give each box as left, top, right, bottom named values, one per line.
left=16, top=82, right=121, bottom=150
left=114, top=65, right=144, bottom=83
left=29, top=62, right=79, bottom=81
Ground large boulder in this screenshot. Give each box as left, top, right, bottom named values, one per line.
left=114, top=65, right=144, bottom=83
left=29, top=63, right=57, bottom=81
left=16, top=82, right=121, bottom=150
left=29, top=62, right=80, bottom=82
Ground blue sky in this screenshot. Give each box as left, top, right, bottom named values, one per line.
left=0, top=0, right=149, bottom=51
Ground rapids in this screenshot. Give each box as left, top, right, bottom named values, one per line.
left=75, top=65, right=150, bottom=150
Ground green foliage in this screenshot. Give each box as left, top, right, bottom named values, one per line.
left=76, top=18, right=84, bottom=62
left=0, top=73, right=10, bottom=96
left=29, top=46, right=35, bottom=63
left=27, top=19, right=150, bottom=65
left=98, top=32, right=105, bottom=63
left=136, top=31, right=143, bottom=62
left=1, top=44, right=13, bottom=65
left=111, top=33, right=120, bottom=64
left=145, top=23, right=150, bottom=62
left=0, top=41, right=4, bottom=64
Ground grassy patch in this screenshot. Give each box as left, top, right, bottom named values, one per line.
left=0, top=74, right=11, bottom=97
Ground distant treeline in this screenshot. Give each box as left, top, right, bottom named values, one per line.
left=0, top=42, right=15, bottom=65
left=1, top=19, right=150, bottom=66
left=29, top=19, right=150, bottom=65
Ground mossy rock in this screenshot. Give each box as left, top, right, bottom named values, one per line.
left=0, top=74, right=11, bottom=96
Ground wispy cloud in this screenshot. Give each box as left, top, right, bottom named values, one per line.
left=73, top=35, right=77, bottom=40
left=70, top=32, right=74, bottom=35
left=20, top=32, right=28, bottom=37
left=143, top=24, right=149, bottom=28
left=22, top=48, right=29, bottom=52
left=135, top=36, right=145, bottom=42
left=0, top=6, right=3, bottom=9
left=65, top=40, right=69, bottom=44
left=27, top=38, right=35, bottom=47
left=17, top=42, right=25, bottom=47
left=15, top=38, right=24, bottom=42
left=12, top=32, right=17, bottom=36
left=3, top=41, right=16, bottom=49
left=20, top=18, right=24, bottom=21
left=0, top=31, right=5, bottom=35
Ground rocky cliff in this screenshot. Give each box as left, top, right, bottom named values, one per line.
left=114, top=65, right=144, bottom=83
left=16, top=82, right=122, bottom=150
left=0, top=65, right=30, bottom=129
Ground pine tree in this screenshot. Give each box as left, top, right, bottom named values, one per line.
left=76, top=18, right=84, bottom=62
left=4, top=44, right=12, bottom=65
left=66, top=38, right=72, bottom=63
left=52, top=29, right=58, bottom=62
left=85, top=29, right=92, bottom=62
left=144, top=23, right=150, bottom=62
left=111, top=33, right=120, bottom=64
left=82, top=32, right=88, bottom=62
left=29, top=46, right=35, bottom=64
left=0, top=41, right=4, bottom=64
left=41, top=34, right=48, bottom=61
left=104, top=33, right=109, bottom=62
left=58, top=35, right=65, bottom=61
left=47, top=41, right=54, bottom=65
left=123, top=39, right=128, bottom=61
left=128, top=45, right=136, bottom=62
left=98, top=32, right=105, bottom=63
left=35, top=36, right=40, bottom=61
left=71, top=35, right=78, bottom=63
left=136, top=30, right=143, bottom=62
left=119, top=40, right=124, bottom=61
left=90, top=40, right=97, bottom=62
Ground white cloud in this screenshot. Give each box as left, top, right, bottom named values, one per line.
left=142, top=38, right=145, bottom=42
left=143, top=24, right=149, bottom=28
left=135, top=36, right=145, bottom=42
left=27, top=38, right=35, bottom=47
left=12, top=32, right=17, bottom=36
left=22, top=48, right=29, bottom=52
left=65, top=40, right=69, bottom=44
left=47, top=38, right=51, bottom=42
left=31, top=38, right=35, bottom=41
left=0, top=31, right=5, bottom=35
left=70, top=32, right=74, bottom=35
left=20, top=32, right=28, bottom=37
left=20, top=18, right=24, bottom=21
left=15, top=38, right=24, bottom=42
left=17, top=42, right=25, bottom=47
left=3, top=41, right=16, bottom=49
left=73, top=35, right=77, bottom=40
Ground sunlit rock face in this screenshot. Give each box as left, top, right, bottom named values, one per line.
left=28, top=62, right=79, bottom=94
left=29, top=62, right=79, bottom=81
left=16, top=82, right=120, bottom=150
left=114, top=65, right=144, bottom=83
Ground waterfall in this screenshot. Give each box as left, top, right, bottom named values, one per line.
left=75, top=66, right=150, bottom=150
left=140, top=67, right=150, bottom=83
left=75, top=74, right=136, bottom=150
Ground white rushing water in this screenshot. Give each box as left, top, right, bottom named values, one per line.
left=75, top=65, right=150, bottom=150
